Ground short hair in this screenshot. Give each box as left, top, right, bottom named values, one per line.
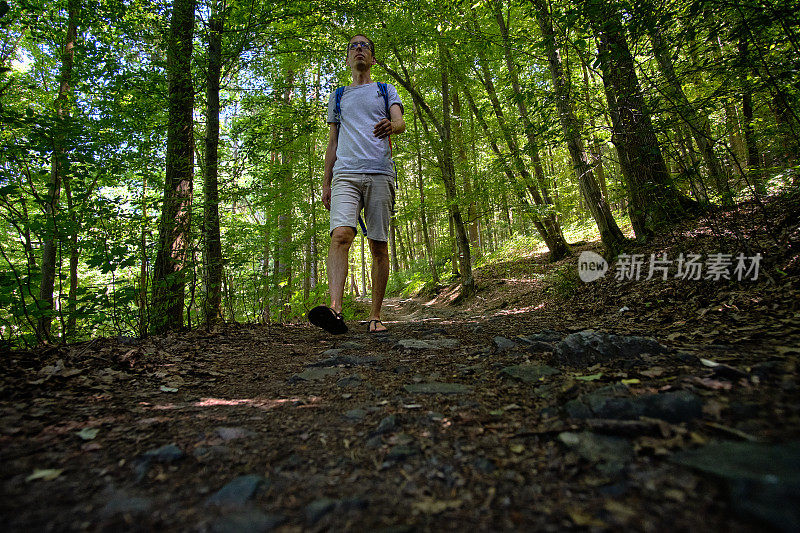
left=348, top=34, right=375, bottom=56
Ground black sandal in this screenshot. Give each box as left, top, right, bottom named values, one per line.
left=308, top=306, right=348, bottom=335
left=367, top=319, right=387, bottom=334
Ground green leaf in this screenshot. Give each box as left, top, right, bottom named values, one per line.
left=26, top=469, right=63, bottom=482
left=576, top=373, right=603, bottom=381
left=76, top=428, right=100, bottom=440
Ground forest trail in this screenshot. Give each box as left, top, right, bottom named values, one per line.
left=2, top=198, right=800, bottom=532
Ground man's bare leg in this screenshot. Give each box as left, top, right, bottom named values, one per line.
left=328, top=227, right=355, bottom=314
left=368, top=239, right=389, bottom=332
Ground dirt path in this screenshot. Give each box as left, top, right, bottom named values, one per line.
left=2, top=290, right=799, bottom=531
left=3, top=197, right=800, bottom=531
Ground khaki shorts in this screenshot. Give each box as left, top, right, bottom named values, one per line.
left=330, top=173, right=395, bottom=242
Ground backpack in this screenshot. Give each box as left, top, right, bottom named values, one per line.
left=333, top=81, right=391, bottom=123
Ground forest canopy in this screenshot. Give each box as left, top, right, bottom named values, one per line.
left=1, top=0, right=798, bottom=347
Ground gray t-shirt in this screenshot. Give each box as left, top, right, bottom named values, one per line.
left=327, top=82, right=404, bottom=177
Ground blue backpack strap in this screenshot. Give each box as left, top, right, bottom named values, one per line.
left=377, top=82, right=390, bottom=118
left=334, top=86, right=345, bottom=123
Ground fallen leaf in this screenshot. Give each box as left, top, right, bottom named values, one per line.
left=576, top=373, right=603, bottom=381
left=621, top=378, right=641, bottom=385
left=159, top=386, right=178, bottom=393
left=76, top=428, right=100, bottom=440
left=690, top=377, right=732, bottom=390
left=26, top=469, right=63, bottom=482
left=640, top=367, right=665, bottom=378
left=568, top=507, right=605, bottom=527
left=412, top=498, right=462, bottom=514
left=510, top=444, right=525, bottom=454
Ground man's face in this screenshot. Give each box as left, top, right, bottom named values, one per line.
left=347, top=36, right=375, bottom=69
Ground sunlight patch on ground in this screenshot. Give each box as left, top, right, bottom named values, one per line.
left=193, top=397, right=319, bottom=409
left=492, top=302, right=547, bottom=315
left=141, top=397, right=322, bottom=411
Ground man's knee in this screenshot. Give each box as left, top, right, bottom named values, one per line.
left=331, top=226, right=356, bottom=247
left=369, top=239, right=389, bottom=260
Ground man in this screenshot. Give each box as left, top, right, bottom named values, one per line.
left=308, top=34, right=405, bottom=334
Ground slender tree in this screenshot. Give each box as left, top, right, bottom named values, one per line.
left=582, top=0, right=692, bottom=240
left=152, top=0, right=196, bottom=332
left=203, top=1, right=224, bottom=327
left=38, top=0, right=78, bottom=342
left=532, top=0, right=626, bottom=252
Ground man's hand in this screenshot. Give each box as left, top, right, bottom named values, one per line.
left=322, top=184, right=332, bottom=211
left=373, top=118, right=393, bottom=139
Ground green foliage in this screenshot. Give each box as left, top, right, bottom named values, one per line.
left=0, top=0, right=797, bottom=343
left=544, top=263, right=583, bottom=300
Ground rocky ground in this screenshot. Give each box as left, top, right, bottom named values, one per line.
left=1, top=194, right=799, bottom=532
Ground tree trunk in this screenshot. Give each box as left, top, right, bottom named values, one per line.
left=438, top=40, right=474, bottom=295
left=585, top=0, right=691, bottom=240
left=64, top=174, right=79, bottom=340
left=275, top=68, right=295, bottom=322
left=533, top=0, right=626, bottom=252
left=152, top=0, right=195, bottom=333
left=203, top=6, right=223, bottom=327
left=470, top=46, right=570, bottom=259
left=452, top=89, right=479, bottom=259
left=413, top=105, right=438, bottom=283
left=138, top=172, right=149, bottom=337
left=462, top=83, right=554, bottom=248
left=737, top=37, right=764, bottom=195
left=381, top=41, right=474, bottom=295
left=38, top=0, right=78, bottom=342
left=492, top=0, right=556, bottom=205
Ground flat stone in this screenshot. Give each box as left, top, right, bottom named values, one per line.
left=336, top=374, right=364, bottom=388
left=518, top=330, right=563, bottom=343
left=211, top=510, right=285, bottom=533
left=673, top=441, right=800, bottom=531
left=194, top=445, right=231, bottom=460
left=142, top=443, right=184, bottom=462
left=558, top=431, right=634, bottom=475
left=372, top=414, right=396, bottom=435
left=568, top=389, right=703, bottom=423
left=525, top=341, right=556, bottom=353
left=386, top=444, right=419, bottom=461
left=493, top=336, right=519, bottom=351
left=395, top=339, right=459, bottom=350
left=641, top=390, right=703, bottom=423
left=344, top=408, right=367, bottom=421
left=214, top=427, right=255, bottom=441
left=554, top=330, right=671, bottom=366
left=500, top=364, right=560, bottom=383
left=403, top=382, right=473, bottom=394
left=308, top=355, right=383, bottom=367
left=290, top=367, right=342, bottom=381
left=101, top=491, right=152, bottom=517
left=206, top=475, right=268, bottom=507
left=338, top=341, right=365, bottom=351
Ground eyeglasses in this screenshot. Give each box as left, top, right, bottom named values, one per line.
left=348, top=41, right=372, bottom=52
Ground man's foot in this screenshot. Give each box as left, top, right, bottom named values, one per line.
left=367, top=319, right=388, bottom=334
left=308, top=306, right=348, bottom=335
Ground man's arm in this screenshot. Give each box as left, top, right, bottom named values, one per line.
left=373, top=103, right=406, bottom=139
left=322, top=123, right=339, bottom=211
